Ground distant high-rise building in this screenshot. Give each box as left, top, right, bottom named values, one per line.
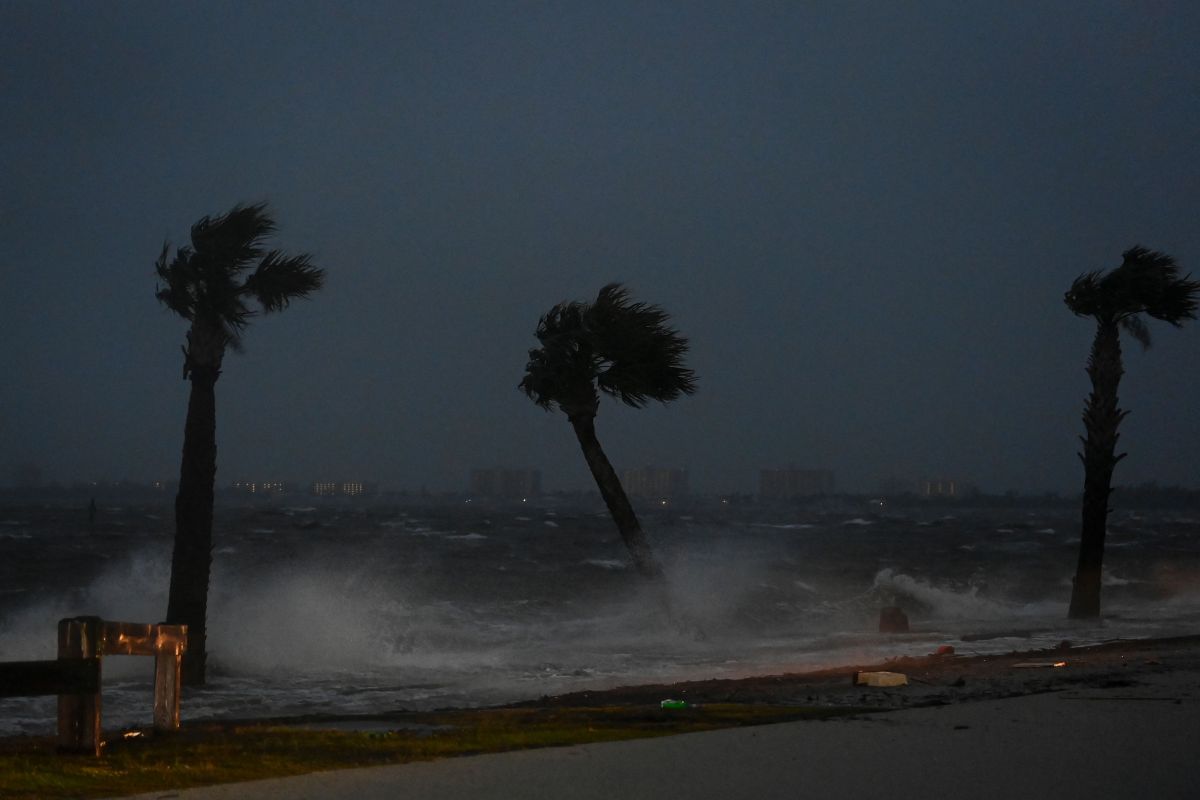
left=920, top=479, right=957, bottom=497
left=759, top=468, right=835, bottom=499
left=622, top=466, right=688, bottom=499
left=469, top=468, right=542, bottom=499
left=232, top=480, right=292, bottom=495
left=310, top=481, right=376, bottom=497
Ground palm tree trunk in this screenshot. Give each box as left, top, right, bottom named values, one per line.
left=166, top=364, right=219, bottom=685
left=568, top=413, right=664, bottom=579
left=1069, top=320, right=1125, bottom=619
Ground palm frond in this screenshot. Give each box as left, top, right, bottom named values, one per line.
left=1064, top=271, right=1103, bottom=317
left=520, top=300, right=594, bottom=410
left=588, top=284, right=697, bottom=407
left=1121, top=315, right=1152, bottom=350
left=1067, top=246, right=1200, bottom=329
left=243, top=251, right=325, bottom=312
left=158, top=203, right=323, bottom=346
left=1121, top=245, right=1175, bottom=271
left=520, top=283, right=696, bottom=413
left=155, top=243, right=197, bottom=319
left=189, top=203, right=277, bottom=275
left=221, top=318, right=246, bottom=353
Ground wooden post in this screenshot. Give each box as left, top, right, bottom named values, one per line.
left=57, top=616, right=102, bottom=755
left=153, top=624, right=187, bottom=731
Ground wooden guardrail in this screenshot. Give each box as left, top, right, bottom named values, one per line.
left=0, top=616, right=187, bottom=755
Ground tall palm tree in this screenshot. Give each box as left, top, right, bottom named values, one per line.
left=1064, top=246, right=1198, bottom=619
left=157, top=203, right=324, bottom=684
left=520, top=284, right=696, bottom=578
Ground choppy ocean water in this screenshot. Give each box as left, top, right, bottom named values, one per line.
left=2, top=500, right=1199, bottom=735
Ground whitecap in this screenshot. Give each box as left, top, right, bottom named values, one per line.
left=583, top=559, right=626, bottom=570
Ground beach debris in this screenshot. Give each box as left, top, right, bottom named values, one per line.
left=932, top=645, right=955, bottom=656
left=660, top=699, right=689, bottom=709
left=1012, top=661, right=1068, bottom=669
left=961, top=630, right=1033, bottom=642
left=879, top=606, right=909, bottom=633
left=854, top=671, right=909, bottom=687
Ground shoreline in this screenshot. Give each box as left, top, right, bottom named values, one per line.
left=4, top=633, right=1200, bottom=799
left=210, top=632, right=1200, bottom=729
left=5, top=634, right=1198, bottom=738
left=507, top=632, right=1200, bottom=710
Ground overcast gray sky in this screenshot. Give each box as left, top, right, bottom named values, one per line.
left=2, top=1, right=1198, bottom=494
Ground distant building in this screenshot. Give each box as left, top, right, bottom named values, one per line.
left=759, top=468, right=836, bottom=499
left=469, top=468, right=542, bottom=499
left=920, top=479, right=957, bottom=497
left=310, top=481, right=377, bottom=497
left=622, top=467, right=688, bottom=499
left=232, top=480, right=292, bottom=495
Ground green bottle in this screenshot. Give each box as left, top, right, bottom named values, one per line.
left=660, top=699, right=688, bottom=709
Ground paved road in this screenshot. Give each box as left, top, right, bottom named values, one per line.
left=125, top=690, right=1199, bottom=800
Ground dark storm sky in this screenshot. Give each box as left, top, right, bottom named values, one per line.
left=2, top=2, right=1198, bottom=494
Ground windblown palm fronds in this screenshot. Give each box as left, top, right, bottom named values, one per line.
left=521, top=283, right=696, bottom=414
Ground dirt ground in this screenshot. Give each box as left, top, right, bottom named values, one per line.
left=511, top=634, right=1200, bottom=711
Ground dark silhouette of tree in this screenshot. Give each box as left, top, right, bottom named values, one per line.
left=1064, top=246, right=1198, bottom=618
left=520, top=284, right=696, bottom=578
left=157, top=203, right=324, bottom=684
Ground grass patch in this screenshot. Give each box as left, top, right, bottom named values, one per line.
left=0, top=704, right=866, bottom=799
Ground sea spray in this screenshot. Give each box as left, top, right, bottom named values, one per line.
left=3, top=504, right=1199, bottom=736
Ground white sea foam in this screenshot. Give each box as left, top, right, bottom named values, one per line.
left=872, top=568, right=1025, bottom=622
left=583, top=559, right=626, bottom=570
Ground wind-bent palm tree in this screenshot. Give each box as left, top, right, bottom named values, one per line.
left=520, top=284, right=696, bottom=579
left=1065, top=246, right=1198, bottom=619
left=157, top=203, right=324, bottom=684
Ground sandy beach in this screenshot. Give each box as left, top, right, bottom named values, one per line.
left=117, top=635, right=1200, bottom=799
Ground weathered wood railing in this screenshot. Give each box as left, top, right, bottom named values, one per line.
left=0, top=617, right=187, bottom=755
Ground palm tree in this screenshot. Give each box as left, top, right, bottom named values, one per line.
left=1064, top=246, right=1198, bottom=619
left=156, top=203, right=324, bottom=684
left=520, top=284, right=696, bottom=578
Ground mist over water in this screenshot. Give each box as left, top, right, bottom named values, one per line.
left=3, top=503, right=1200, bottom=734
